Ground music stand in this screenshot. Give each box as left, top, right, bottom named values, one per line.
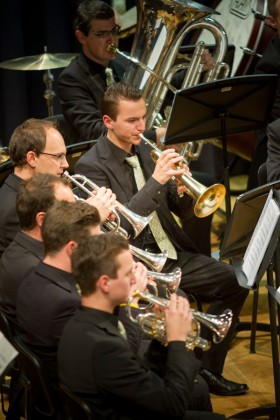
left=219, top=186, right=280, bottom=420
left=163, top=74, right=278, bottom=222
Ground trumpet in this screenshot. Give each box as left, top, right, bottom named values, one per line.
left=127, top=289, right=233, bottom=345
left=147, top=268, right=181, bottom=295
left=63, top=171, right=153, bottom=238
left=140, top=134, right=226, bottom=218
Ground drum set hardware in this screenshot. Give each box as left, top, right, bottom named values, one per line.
left=0, top=46, right=77, bottom=117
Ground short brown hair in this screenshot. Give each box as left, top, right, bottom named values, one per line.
left=9, top=118, right=57, bottom=167
left=74, top=0, right=114, bottom=35
left=42, top=200, right=101, bottom=255
left=16, top=173, right=71, bottom=231
left=71, top=233, right=129, bottom=296
left=101, top=82, right=143, bottom=120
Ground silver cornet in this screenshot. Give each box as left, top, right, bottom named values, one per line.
left=147, top=268, right=181, bottom=295
left=63, top=171, right=153, bottom=238
left=127, top=289, right=233, bottom=346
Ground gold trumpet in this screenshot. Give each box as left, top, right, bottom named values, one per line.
left=63, top=171, right=153, bottom=238
left=127, top=289, right=233, bottom=345
left=140, top=134, right=226, bottom=218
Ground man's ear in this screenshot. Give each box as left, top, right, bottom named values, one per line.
left=65, top=240, right=78, bottom=257
left=103, top=114, right=114, bottom=129
left=267, top=15, right=277, bottom=29
left=75, top=29, right=87, bottom=45
left=98, top=274, right=111, bottom=293
left=36, top=211, right=46, bottom=228
left=26, top=151, right=37, bottom=168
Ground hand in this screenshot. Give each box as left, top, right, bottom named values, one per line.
left=200, top=49, right=216, bottom=71
left=85, top=187, right=116, bottom=223
left=165, top=294, right=193, bottom=343
left=152, top=148, right=188, bottom=185
left=129, top=261, right=148, bottom=305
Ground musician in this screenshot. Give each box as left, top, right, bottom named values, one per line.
left=57, top=0, right=214, bottom=145
left=58, top=233, right=226, bottom=419
left=0, top=117, right=116, bottom=258
left=247, top=0, right=280, bottom=190
left=74, top=81, right=249, bottom=397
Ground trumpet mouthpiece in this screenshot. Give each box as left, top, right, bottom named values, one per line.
left=107, top=43, right=117, bottom=53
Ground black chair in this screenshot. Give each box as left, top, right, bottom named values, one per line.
left=0, top=311, right=21, bottom=417
left=66, top=139, right=97, bottom=175
left=59, top=382, right=93, bottom=420
left=13, top=336, right=57, bottom=419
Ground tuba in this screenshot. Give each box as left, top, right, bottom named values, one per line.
left=111, top=0, right=229, bottom=128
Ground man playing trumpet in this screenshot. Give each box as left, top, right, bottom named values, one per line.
left=75, top=81, right=249, bottom=397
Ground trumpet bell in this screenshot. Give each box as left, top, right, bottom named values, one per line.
left=193, top=183, right=226, bottom=218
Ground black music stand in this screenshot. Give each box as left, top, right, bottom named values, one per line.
left=163, top=74, right=278, bottom=222
left=219, top=186, right=280, bottom=420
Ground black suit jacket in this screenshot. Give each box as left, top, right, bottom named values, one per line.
left=267, top=117, right=280, bottom=182
left=0, top=231, right=44, bottom=329
left=16, top=262, right=80, bottom=381
left=75, top=134, right=198, bottom=253
left=58, top=306, right=201, bottom=419
left=57, top=53, right=156, bottom=144
left=0, top=173, right=21, bottom=257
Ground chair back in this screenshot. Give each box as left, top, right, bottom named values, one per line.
left=13, top=336, right=56, bottom=417
left=59, top=382, right=93, bottom=420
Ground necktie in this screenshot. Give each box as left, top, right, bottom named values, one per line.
left=125, top=154, right=177, bottom=259
left=112, top=0, right=126, bottom=15
left=105, top=67, right=115, bottom=86
left=117, top=320, right=127, bottom=341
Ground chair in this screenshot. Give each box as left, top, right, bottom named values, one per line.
left=66, top=139, right=97, bottom=175
left=13, top=336, right=57, bottom=419
left=0, top=311, right=20, bottom=416
left=59, top=382, right=93, bottom=420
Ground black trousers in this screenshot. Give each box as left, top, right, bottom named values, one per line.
left=162, top=251, right=249, bottom=374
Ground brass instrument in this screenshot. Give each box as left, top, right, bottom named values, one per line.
left=147, top=267, right=181, bottom=295
left=63, top=171, right=153, bottom=238
left=141, top=134, right=226, bottom=218
left=0, top=147, right=10, bottom=164
left=126, top=289, right=233, bottom=349
left=109, top=0, right=229, bottom=129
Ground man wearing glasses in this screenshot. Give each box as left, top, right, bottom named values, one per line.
left=57, top=0, right=163, bottom=145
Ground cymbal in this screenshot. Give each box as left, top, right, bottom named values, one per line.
left=0, top=52, right=78, bottom=71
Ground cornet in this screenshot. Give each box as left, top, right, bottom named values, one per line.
left=63, top=171, right=153, bottom=238
left=127, top=289, right=233, bottom=345
left=147, top=268, right=181, bottom=295
left=140, top=134, right=226, bottom=218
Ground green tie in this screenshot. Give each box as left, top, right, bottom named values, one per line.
left=117, top=320, right=127, bottom=341
left=105, top=68, right=115, bottom=86
left=125, top=154, right=177, bottom=260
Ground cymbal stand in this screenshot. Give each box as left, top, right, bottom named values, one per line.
left=43, top=68, right=55, bottom=117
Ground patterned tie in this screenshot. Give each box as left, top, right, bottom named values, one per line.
left=117, top=320, right=127, bottom=341
left=105, top=67, right=115, bottom=86
left=112, top=0, right=126, bottom=15
left=125, top=154, right=177, bottom=259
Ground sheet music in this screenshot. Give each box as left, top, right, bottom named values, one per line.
left=242, top=191, right=280, bottom=287
left=0, top=332, right=18, bottom=376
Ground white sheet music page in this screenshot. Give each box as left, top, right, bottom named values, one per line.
left=242, top=190, right=280, bottom=287
left=0, top=332, right=18, bottom=376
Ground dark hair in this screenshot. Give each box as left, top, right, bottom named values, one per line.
left=9, top=118, right=57, bottom=168
left=74, top=0, right=114, bottom=35
left=71, top=233, right=129, bottom=296
left=16, top=173, right=71, bottom=231
left=101, top=82, right=143, bottom=120
left=42, top=201, right=101, bottom=255
left=268, top=0, right=278, bottom=17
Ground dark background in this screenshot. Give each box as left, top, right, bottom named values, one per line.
left=0, top=0, right=216, bottom=147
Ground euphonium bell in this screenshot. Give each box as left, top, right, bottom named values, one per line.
left=63, top=171, right=153, bottom=238
left=140, top=135, right=226, bottom=218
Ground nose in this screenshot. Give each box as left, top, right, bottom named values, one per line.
left=61, top=156, right=69, bottom=169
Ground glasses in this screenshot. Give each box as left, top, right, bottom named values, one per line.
left=40, top=152, right=67, bottom=163
left=89, top=25, right=121, bottom=39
